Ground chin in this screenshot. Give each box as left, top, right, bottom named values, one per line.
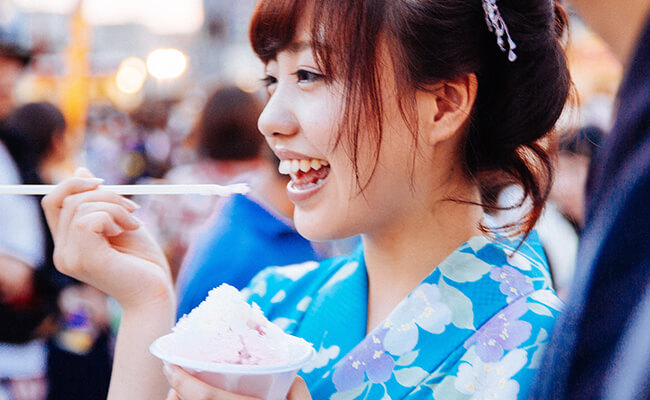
left=293, top=210, right=350, bottom=242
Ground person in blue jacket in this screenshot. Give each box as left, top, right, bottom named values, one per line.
left=530, top=1, right=650, bottom=399
left=175, top=153, right=324, bottom=319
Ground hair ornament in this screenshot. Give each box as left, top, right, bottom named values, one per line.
left=482, top=0, right=517, bottom=62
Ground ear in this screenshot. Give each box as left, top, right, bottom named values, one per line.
left=420, top=73, right=478, bottom=146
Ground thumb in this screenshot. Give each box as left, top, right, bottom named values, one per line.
left=286, top=376, right=311, bottom=400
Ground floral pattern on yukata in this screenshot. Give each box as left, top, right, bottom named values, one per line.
left=244, top=232, right=563, bottom=399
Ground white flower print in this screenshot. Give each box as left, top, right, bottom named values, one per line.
left=302, top=344, right=340, bottom=373
left=383, top=283, right=452, bottom=356
left=273, top=261, right=320, bottom=281
left=454, top=349, right=527, bottom=400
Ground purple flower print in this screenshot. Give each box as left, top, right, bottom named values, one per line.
left=332, top=328, right=395, bottom=392
left=464, top=299, right=532, bottom=363
left=490, top=265, right=534, bottom=301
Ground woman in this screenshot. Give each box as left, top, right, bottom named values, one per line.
left=41, top=0, right=571, bottom=398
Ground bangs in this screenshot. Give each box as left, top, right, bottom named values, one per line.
left=249, top=0, right=306, bottom=63
left=250, top=0, right=403, bottom=191
left=249, top=0, right=388, bottom=76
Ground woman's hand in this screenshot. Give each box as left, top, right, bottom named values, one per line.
left=41, top=169, right=173, bottom=310
left=163, top=365, right=312, bottom=400
left=163, top=365, right=258, bottom=400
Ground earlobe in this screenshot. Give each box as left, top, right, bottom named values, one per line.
left=423, top=73, right=478, bottom=146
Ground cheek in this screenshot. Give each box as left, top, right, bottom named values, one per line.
left=304, top=120, right=332, bottom=148
left=299, top=92, right=343, bottom=149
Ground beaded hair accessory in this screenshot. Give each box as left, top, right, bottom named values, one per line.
left=482, top=0, right=518, bottom=62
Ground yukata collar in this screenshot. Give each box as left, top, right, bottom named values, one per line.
left=311, top=232, right=549, bottom=397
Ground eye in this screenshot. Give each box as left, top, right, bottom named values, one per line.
left=293, top=69, right=324, bottom=84
left=261, top=74, right=277, bottom=88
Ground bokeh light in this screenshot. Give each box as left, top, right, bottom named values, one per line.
left=146, top=48, right=188, bottom=80
left=116, top=57, right=147, bottom=94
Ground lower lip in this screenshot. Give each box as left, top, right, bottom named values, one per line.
left=285, top=177, right=327, bottom=203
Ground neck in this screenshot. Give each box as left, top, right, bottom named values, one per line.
left=573, top=1, right=649, bottom=66
left=363, top=193, right=483, bottom=289
left=362, top=177, right=483, bottom=332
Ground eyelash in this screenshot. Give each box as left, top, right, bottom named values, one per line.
left=261, top=69, right=324, bottom=88
left=292, top=69, right=324, bottom=84
left=261, top=75, right=277, bottom=88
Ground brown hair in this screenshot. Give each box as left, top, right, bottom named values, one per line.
left=250, top=0, right=572, bottom=236
left=193, top=86, right=265, bottom=161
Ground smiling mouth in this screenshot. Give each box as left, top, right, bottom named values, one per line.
left=278, top=159, right=330, bottom=191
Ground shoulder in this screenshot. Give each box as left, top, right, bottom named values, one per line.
left=440, top=232, right=552, bottom=291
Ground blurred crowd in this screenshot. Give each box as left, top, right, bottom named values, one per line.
left=0, top=5, right=632, bottom=400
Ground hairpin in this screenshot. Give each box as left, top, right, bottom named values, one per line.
left=482, top=0, right=518, bottom=62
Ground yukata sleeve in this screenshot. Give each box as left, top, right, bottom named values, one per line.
left=424, top=289, right=564, bottom=400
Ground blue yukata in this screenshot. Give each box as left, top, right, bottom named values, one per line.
left=243, top=232, right=563, bottom=399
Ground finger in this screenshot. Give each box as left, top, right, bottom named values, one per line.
left=75, top=202, right=141, bottom=233
left=165, top=389, right=179, bottom=400
left=55, top=190, right=139, bottom=246
left=164, top=365, right=259, bottom=400
left=286, top=377, right=312, bottom=400
left=75, top=211, right=125, bottom=237
left=41, top=177, right=104, bottom=234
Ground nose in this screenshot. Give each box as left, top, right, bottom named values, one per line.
left=257, top=88, right=299, bottom=139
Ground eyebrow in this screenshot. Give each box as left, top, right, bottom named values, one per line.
left=286, top=41, right=311, bottom=54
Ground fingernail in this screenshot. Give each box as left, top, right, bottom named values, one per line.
left=87, top=178, right=104, bottom=185
left=124, top=198, right=140, bottom=210
left=131, top=215, right=144, bottom=226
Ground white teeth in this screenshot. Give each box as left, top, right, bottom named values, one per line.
left=291, top=160, right=300, bottom=174
left=277, top=158, right=329, bottom=176
left=278, top=160, right=291, bottom=174
left=299, top=159, right=311, bottom=172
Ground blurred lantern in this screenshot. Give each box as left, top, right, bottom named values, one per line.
left=146, top=48, right=187, bottom=80
left=116, top=57, right=147, bottom=94
left=59, top=1, right=90, bottom=144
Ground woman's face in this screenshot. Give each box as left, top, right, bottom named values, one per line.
left=258, top=27, right=438, bottom=241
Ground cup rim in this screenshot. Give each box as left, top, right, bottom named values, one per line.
left=149, top=333, right=316, bottom=374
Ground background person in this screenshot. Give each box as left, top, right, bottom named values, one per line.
left=531, top=1, right=650, bottom=399
left=175, top=150, right=326, bottom=319
left=137, top=86, right=266, bottom=281
left=1, top=102, right=112, bottom=400
left=0, top=41, right=51, bottom=400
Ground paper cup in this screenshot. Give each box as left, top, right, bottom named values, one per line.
left=150, top=333, right=315, bottom=400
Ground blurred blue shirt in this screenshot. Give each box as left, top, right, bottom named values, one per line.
left=175, top=193, right=321, bottom=319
